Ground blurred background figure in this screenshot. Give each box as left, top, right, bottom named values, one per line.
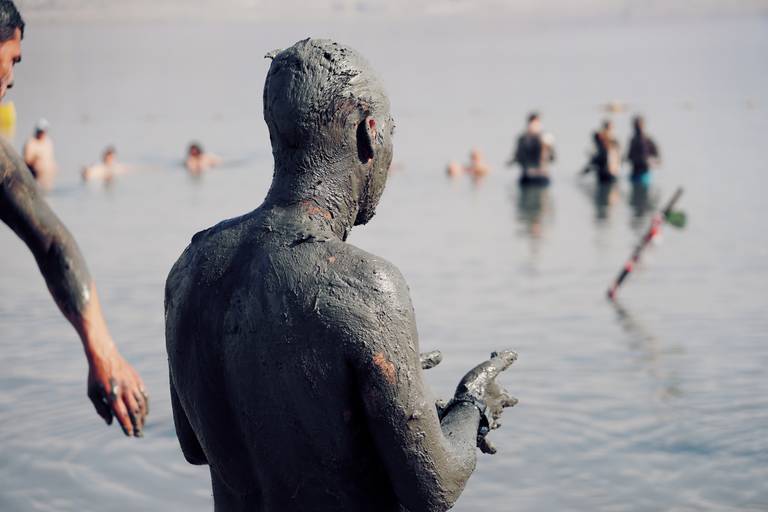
left=509, top=112, right=555, bottom=186
left=184, top=141, right=221, bottom=175
left=445, top=160, right=463, bottom=178
left=22, top=118, right=57, bottom=192
left=465, top=147, right=490, bottom=180
left=626, top=115, right=660, bottom=186
left=82, top=145, right=124, bottom=182
left=583, top=119, right=620, bottom=184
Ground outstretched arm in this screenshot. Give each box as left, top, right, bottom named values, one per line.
left=0, top=137, right=148, bottom=436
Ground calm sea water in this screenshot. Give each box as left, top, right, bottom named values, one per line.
left=1, top=13, right=767, bottom=512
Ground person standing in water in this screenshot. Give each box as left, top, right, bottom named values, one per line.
left=23, top=118, right=57, bottom=191
left=510, top=112, right=555, bottom=186
left=166, top=39, right=518, bottom=511
left=626, top=115, right=660, bottom=186
left=0, top=0, right=148, bottom=437
left=584, top=119, right=620, bottom=184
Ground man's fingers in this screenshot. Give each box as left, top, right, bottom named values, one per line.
left=111, top=396, right=134, bottom=437
left=456, top=350, right=517, bottom=397
left=125, top=391, right=144, bottom=437
left=88, top=386, right=113, bottom=425
left=420, top=350, right=443, bottom=370
left=502, top=394, right=519, bottom=408
left=133, top=390, right=148, bottom=420
left=488, top=350, right=518, bottom=371
left=479, top=437, right=497, bottom=455
left=139, top=386, right=150, bottom=416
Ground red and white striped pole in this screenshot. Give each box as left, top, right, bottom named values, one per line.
left=607, top=187, right=683, bottom=299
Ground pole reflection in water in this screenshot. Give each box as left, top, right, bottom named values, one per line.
left=610, top=299, right=683, bottom=401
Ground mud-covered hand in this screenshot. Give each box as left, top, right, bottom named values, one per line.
left=420, top=350, right=443, bottom=370
left=87, top=344, right=149, bottom=438
left=450, top=350, right=518, bottom=455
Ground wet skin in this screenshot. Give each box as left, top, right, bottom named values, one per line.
left=166, top=39, right=516, bottom=511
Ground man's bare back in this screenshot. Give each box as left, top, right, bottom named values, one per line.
left=166, top=39, right=517, bottom=512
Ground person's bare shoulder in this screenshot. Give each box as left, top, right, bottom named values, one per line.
left=165, top=214, right=254, bottom=319
left=314, top=240, right=416, bottom=351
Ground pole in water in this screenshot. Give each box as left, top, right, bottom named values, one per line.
left=607, top=187, right=684, bottom=299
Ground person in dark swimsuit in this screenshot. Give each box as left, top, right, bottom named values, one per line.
left=510, top=112, right=555, bottom=186
left=626, top=115, right=660, bottom=186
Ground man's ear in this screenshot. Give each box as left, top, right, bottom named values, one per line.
left=356, top=116, right=377, bottom=164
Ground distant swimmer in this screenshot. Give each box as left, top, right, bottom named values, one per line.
left=509, top=112, right=555, bottom=186
left=184, top=141, right=221, bottom=175
left=0, top=0, right=147, bottom=436
left=583, top=120, right=620, bottom=184
left=446, top=160, right=463, bottom=177
left=626, top=115, right=660, bottom=186
left=465, top=148, right=490, bottom=178
left=22, top=118, right=57, bottom=191
left=82, top=146, right=126, bottom=182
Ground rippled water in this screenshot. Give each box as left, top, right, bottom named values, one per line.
left=1, top=14, right=767, bottom=512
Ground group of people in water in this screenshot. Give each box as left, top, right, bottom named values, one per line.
left=21, top=119, right=222, bottom=191
left=2, top=0, right=679, bottom=507
left=447, top=111, right=661, bottom=188
left=3, top=0, right=524, bottom=506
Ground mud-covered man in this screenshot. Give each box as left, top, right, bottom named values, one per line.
left=0, top=0, right=148, bottom=436
left=166, top=38, right=517, bottom=511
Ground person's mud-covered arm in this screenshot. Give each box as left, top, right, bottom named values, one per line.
left=326, top=257, right=510, bottom=511
left=0, top=137, right=148, bottom=436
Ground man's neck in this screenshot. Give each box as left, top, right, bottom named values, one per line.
left=265, top=160, right=360, bottom=242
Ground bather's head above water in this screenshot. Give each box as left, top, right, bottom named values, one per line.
left=263, top=38, right=394, bottom=234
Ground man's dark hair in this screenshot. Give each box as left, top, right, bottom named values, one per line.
left=0, top=0, right=24, bottom=42
left=527, top=112, right=539, bottom=123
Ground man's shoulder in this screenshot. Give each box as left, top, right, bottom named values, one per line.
left=315, top=242, right=412, bottom=326
left=166, top=214, right=254, bottom=294
left=327, top=242, right=408, bottom=290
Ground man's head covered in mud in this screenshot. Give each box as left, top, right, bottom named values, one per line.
left=263, top=38, right=394, bottom=240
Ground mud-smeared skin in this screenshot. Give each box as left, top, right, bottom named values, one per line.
left=166, top=38, right=517, bottom=512
left=0, top=136, right=91, bottom=320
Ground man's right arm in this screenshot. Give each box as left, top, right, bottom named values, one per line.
left=0, top=137, right=147, bottom=436
left=323, top=256, right=482, bottom=512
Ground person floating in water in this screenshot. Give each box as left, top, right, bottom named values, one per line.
left=509, top=112, right=555, bottom=186
left=0, top=0, right=147, bottom=436
left=184, top=141, right=221, bottom=175
left=583, top=119, right=620, bottom=184
left=466, top=147, right=490, bottom=178
left=82, top=145, right=126, bottom=182
left=445, top=160, right=463, bottom=177
left=626, top=115, right=660, bottom=186
left=22, top=118, right=57, bottom=192
left=166, top=38, right=518, bottom=512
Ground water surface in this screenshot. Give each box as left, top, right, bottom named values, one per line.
left=1, top=14, right=767, bottom=512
